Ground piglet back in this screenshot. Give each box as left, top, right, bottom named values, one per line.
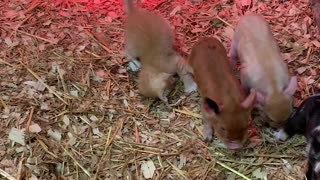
left=125, top=9, right=176, bottom=73
left=188, top=37, right=235, bottom=98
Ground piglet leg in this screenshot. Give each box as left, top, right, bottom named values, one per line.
left=175, top=56, right=198, bottom=93
left=156, top=74, right=173, bottom=104
left=305, top=161, right=312, bottom=180
left=203, top=118, right=214, bottom=143
left=159, top=95, right=168, bottom=103
left=125, top=45, right=142, bottom=72
left=310, top=0, right=320, bottom=35
left=180, top=72, right=197, bottom=93
left=155, top=87, right=171, bottom=107
left=128, top=59, right=141, bottom=72
left=240, top=72, right=250, bottom=95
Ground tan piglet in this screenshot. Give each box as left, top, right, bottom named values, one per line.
left=123, top=0, right=196, bottom=102
left=230, top=13, right=297, bottom=128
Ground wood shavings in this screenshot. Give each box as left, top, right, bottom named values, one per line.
left=0, top=0, right=317, bottom=179
left=8, top=128, right=25, bottom=146
left=141, top=160, right=156, bottom=179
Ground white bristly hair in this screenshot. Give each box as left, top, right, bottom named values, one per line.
left=273, top=128, right=289, bottom=141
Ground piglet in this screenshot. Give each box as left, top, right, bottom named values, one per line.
left=123, top=0, right=197, bottom=102
left=187, top=37, right=256, bottom=150
left=273, top=94, right=320, bottom=180
left=230, top=13, right=297, bottom=129
left=137, top=66, right=178, bottom=103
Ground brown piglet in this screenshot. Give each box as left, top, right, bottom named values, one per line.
left=123, top=0, right=197, bottom=102
left=187, top=37, right=256, bottom=150
left=230, top=13, right=297, bottom=128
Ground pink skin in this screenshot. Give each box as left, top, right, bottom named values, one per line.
left=230, top=36, right=297, bottom=107
left=256, top=76, right=297, bottom=105
left=225, top=141, right=243, bottom=149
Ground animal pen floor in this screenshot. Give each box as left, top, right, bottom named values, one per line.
left=0, top=0, right=319, bottom=179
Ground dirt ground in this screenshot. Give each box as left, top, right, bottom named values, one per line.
left=0, top=0, right=320, bottom=179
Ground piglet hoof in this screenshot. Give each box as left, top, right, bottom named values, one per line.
left=203, top=130, right=214, bottom=144
left=203, top=123, right=214, bottom=144
left=204, top=136, right=214, bottom=144
left=273, top=128, right=288, bottom=141
left=159, top=95, right=168, bottom=104
left=184, top=81, right=197, bottom=94
left=128, top=59, right=141, bottom=72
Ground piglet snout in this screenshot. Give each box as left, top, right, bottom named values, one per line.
left=225, top=141, right=243, bottom=150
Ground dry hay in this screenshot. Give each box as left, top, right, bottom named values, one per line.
left=0, top=0, right=319, bottom=179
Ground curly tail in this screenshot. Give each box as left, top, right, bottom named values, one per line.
left=124, top=0, right=135, bottom=13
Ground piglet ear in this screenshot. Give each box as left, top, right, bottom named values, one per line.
left=256, top=91, right=266, bottom=105
left=241, top=89, right=256, bottom=109
left=284, top=76, right=297, bottom=96
left=203, top=98, right=221, bottom=116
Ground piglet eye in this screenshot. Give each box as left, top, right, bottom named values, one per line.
left=221, top=127, right=226, bottom=131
